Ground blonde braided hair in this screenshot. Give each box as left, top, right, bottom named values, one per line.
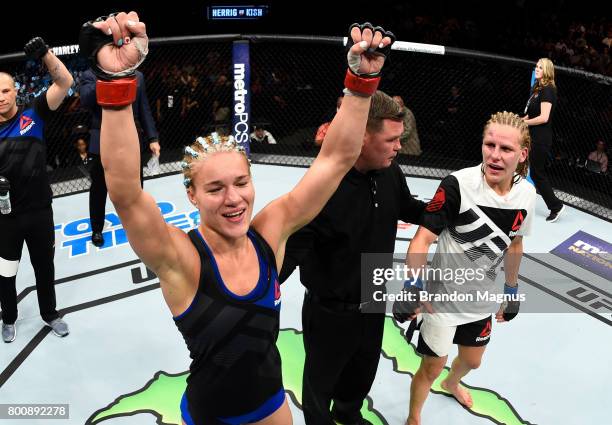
left=482, top=111, right=531, bottom=185
left=180, top=132, right=249, bottom=188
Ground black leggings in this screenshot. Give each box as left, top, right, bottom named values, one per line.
left=0, top=207, right=58, bottom=324
left=530, top=143, right=563, bottom=211
left=89, top=154, right=144, bottom=233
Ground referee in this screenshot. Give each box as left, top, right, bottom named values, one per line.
left=280, top=90, right=425, bottom=424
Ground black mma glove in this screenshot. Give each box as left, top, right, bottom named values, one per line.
left=79, top=12, right=149, bottom=106
left=24, top=37, right=49, bottom=61
left=344, top=22, right=395, bottom=96
left=392, top=278, right=424, bottom=324
left=346, top=22, right=395, bottom=77
left=502, top=283, right=520, bottom=321
left=78, top=14, right=121, bottom=80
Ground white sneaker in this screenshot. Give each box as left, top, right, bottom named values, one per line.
left=44, top=318, right=69, bottom=337
left=2, top=323, right=16, bottom=343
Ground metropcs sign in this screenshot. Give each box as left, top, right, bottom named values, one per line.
left=233, top=63, right=249, bottom=144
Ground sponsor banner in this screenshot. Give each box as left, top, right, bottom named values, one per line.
left=551, top=231, right=612, bottom=281
left=51, top=44, right=80, bottom=56
left=232, top=40, right=251, bottom=154
left=55, top=201, right=199, bottom=258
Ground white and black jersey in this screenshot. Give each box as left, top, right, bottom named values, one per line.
left=420, top=164, right=536, bottom=326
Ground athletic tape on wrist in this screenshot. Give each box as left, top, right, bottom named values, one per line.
left=404, top=278, right=424, bottom=290
left=504, top=283, right=518, bottom=295
left=344, top=69, right=380, bottom=97
left=96, top=77, right=137, bottom=106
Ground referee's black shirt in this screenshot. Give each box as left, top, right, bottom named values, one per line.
left=280, top=161, right=425, bottom=303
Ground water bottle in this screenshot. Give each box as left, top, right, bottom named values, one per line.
left=0, top=176, right=10, bottom=215
left=146, top=154, right=161, bottom=176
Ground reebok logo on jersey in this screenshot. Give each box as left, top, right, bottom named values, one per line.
left=19, top=115, right=35, bottom=135
left=274, top=279, right=281, bottom=306
left=509, top=210, right=526, bottom=237
left=426, top=187, right=446, bottom=212
left=511, top=211, right=524, bottom=231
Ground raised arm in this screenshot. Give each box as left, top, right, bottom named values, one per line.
left=24, top=37, right=73, bottom=111
left=253, top=23, right=395, bottom=252
left=79, top=12, right=188, bottom=285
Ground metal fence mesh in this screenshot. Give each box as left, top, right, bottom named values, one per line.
left=1, top=35, right=610, bottom=219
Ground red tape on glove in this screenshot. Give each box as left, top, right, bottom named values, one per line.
left=96, top=77, right=137, bottom=107
left=344, top=69, right=380, bottom=96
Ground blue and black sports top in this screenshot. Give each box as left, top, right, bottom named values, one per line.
left=174, top=227, right=283, bottom=422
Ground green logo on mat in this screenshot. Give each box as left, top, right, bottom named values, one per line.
left=87, top=318, right=531, bottom=425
